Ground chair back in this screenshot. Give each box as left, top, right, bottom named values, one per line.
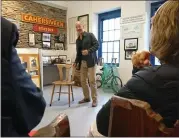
left=56, top=64, right=72, bottom=81
left=32, top=114, right=70, bottom=137
left=108, top=96, right=179, bottom=137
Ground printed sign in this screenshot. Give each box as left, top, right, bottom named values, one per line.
left=121, top=14, right=145, bottom=25
left=33, top=24, right=58, bottom=34
left=21, top=13, right=65, bottom=28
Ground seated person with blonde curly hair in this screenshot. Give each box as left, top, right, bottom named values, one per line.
left=96, top=0, right=179, bottom=136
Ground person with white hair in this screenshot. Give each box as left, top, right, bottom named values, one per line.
left=74, top=21, right=99, bottom=107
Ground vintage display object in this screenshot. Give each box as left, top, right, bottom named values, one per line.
left=18, top=54, right=41, bottom=88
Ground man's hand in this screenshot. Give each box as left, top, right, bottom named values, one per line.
left=82, top=50, right=88, bottom=56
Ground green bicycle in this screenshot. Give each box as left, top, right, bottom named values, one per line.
left=96, top=65, right=123, bottom=93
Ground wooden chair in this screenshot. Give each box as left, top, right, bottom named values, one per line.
left=50, top=64, right=74, bottom=107
left=29, top=113, right=70, bottom=137
left=108, top=96, right=179, bottom=137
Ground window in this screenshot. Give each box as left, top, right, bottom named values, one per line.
left=98, top=9, right=121, bottom=66
left=150, top=1, right=165, bottom=66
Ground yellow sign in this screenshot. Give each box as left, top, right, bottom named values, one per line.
left=21, top=14, right=65, bottom=28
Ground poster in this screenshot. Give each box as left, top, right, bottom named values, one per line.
left=121, top=23, right=143, bottom=39
left=29, top=33, right=35, bottom=46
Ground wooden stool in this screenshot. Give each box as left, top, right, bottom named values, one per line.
left=50, top=64, right=74, bottom=107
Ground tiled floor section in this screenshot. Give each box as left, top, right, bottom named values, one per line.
left=34, top=85, right=114, bottom=136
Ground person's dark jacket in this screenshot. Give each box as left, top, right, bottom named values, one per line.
left=96, top=64, right=179, bottom=136
left=75, top=32, right=99, bottom=68
left=1, top=17, right=46, bottom=137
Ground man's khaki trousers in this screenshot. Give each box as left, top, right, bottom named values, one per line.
left=80, top=60, right=97, bottom=101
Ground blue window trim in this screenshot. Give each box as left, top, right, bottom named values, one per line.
left=150, top=1, right=165, bottom=66
left=98, top=9, right=121, bottom=59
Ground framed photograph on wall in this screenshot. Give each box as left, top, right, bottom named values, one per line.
left=125, top=50, right=136, bottom=60
left=124, top=38, right=138, bottom=50
left=29, top=57, right=38, bottom=68
left=78, top=14, right=89, bottom=32
left=42, top=33, right=51, bottom=42
left=55, top=43, right=64, bottom=50
left=42, top=42, right=51, bottom=49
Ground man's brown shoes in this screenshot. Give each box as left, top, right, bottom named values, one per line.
left=92, top=100, right=98, bottom=107
left=78, top=99, right=91, bottom=104
left=78, top=99, right=98, bottom=107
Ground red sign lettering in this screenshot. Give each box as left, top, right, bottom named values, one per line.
left=33, top=24, right=58, bottom=34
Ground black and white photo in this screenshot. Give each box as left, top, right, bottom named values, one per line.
left=43, top=42, right=51, bottom=49
left=125, top=50, right=136, bottom=60
left=42, top=33, right=51, bottom=42
left=29, top=57, right=38, bottom=68
left=55, top=43, right=64, bottom=50
left=124, top=38, right=138, bottom=50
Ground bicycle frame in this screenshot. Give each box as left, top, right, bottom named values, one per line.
left=101, top=66, right=115, bottom=85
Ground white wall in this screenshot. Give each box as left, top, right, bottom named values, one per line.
left=34, top=1, right=68, bottom=10
left=67, top=1, right=151, bottom=84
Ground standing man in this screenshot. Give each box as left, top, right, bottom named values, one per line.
left=74, top=21, right=99, bottom=107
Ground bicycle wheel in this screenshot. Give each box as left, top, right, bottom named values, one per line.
left=111, top=76, right=123, bottom=93
left=96, top=73, right=102, bottom=88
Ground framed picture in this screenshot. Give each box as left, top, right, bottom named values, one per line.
left=125, top=50, right=136, bottom=60
left=42, top=42, right=51, bottom=49
left=29, top=33, right=35, bottom=46
left=78, top=14, right=89, bottom=32
left=42, top=33, right=51, bottom=42
left=29, top=57, right=38, bottom=68
left=124, top=38, right=138, bottom=50
left=55, top=43, right=64, bottom=50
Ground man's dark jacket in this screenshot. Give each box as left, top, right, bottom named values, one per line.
left=75, top=32, right=99, bottom=68
left=96, top=64, right=179, bottom=136
left=1, top=17, right=46, bottom=137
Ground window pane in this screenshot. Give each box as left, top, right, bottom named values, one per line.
left=108, top=42, right=113, bottom=52
left=103, top=20, right=108, bottom=31
left=108, top=53, right=113, bottom=63
left=102, top=53, right=107, bottom=63
left=114, top=41, right=119, bottom=52
left=114, top=53, right=119, bottom=63
left=114, top=30, right=120, bottom=40
left=102, top=42, right=107, bottom=52
left=155, top=57, right=161, bottom=65
left=109, top=30, right=114, bottom=41
left=109, top=19, right=114, bottom=30
left=103, top=31, right=108, bottom=41
left=115, top=18, right=120, bottom=29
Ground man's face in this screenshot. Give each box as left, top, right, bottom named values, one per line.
left=76, top=24, right=84, bottom=34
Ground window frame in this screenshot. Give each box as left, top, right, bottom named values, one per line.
left=150, top=1, right=165, bottom=66
left=98, top=9, right=121, bottom=65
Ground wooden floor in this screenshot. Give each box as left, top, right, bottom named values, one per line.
left=34, top=85, right=114, bottom=136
